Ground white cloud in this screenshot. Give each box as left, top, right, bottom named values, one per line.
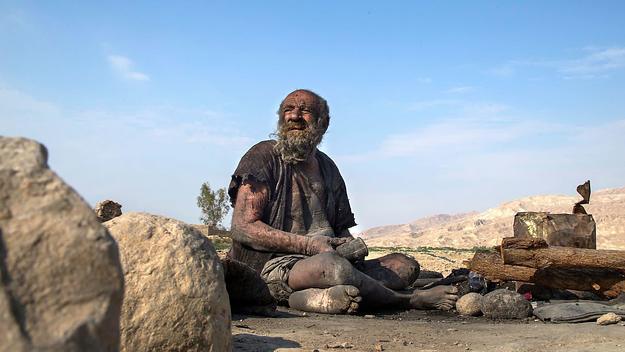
left=407, top=99, right=459, bottom=111
left=377, top=118, right=533, bottom=157
left=107, top=54, right=150, bottom=81
left=1, top=85, right=255, bottom=224
left=489, top=47, right=625, bottom=79
left=488, top=65, right=515, bottom=77
left=445, top=86, right=474, bottom=94
left=417, top=77, right=432, bottom=84
left=462, top=103, right=509, bottom=116
left=340, top=114, right=625, bottom=229
left=1, top=86, right=250, bottom=149
left=561, top=47, right=625, bottom=75
left=0, top=86, right=61, bottom=118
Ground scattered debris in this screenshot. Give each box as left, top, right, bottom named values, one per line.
left=234, top=324, right=254, bottom=330
left=597, top=312, right=622, bottom=325
left=325, top=342, right=354, bottom=349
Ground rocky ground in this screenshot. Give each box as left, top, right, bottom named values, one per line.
left=232, top=307, right=625, bottom=352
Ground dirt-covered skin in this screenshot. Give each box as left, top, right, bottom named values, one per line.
left=288, top=285, right=361, bottom=314
left=232, top=307, right=625, bottom=352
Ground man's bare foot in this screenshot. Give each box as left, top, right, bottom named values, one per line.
left=288, top=285, right=362, bottom=314
left=410, top=285, right=458, bottom=310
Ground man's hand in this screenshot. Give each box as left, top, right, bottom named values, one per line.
left=304, top=236, right=349, bottom=256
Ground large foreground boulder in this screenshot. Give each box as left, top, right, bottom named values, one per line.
left=104, top=212, right=231, bottom=351
left=0, top=137, right=124, bottom=352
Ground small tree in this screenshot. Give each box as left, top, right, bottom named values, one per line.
left=197, top=182, right=230, bottom=229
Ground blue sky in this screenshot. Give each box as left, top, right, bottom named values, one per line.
left=2, top=1, right=625, bottom=232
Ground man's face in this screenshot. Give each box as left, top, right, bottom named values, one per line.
left=279, top=90, right=318, bottom=137
left=275, top=90, right=326, bottom=163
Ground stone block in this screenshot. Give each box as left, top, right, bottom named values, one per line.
left=513, top=212, right=596, bottom=249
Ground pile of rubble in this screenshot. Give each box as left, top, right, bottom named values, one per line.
left=446, top=182, right=625, bottom=324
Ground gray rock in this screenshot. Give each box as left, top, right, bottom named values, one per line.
left=0, top=137, right=124, bottom=352
left=456, top=292, right=483, bottom=316
left=480, top=289, right=533, bottom=319
left=95, top=200, right=122, bottom=222
left=596, top=312, right=622, bottom=325
left=105, top=212, right=231, bottom=351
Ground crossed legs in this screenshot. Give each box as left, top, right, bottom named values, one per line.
left=287, top=252, right=458, bottom=314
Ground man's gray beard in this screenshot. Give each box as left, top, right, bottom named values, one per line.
left=274, top=124, right=324, bottom=164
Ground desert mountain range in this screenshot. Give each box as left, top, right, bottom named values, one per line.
left=359, top=187, right=625, bottom=250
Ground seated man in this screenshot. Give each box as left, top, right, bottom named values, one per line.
left=228, top=89, right=458, bottom=314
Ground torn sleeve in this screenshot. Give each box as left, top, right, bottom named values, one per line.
left=228, top=141, right=277, bottom=207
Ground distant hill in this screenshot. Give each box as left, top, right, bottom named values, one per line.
left=359, top=187, right=625, bottom=250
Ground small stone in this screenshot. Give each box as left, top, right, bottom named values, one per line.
left=95, top=199, right=122, bottom=222
left=596, top=313, right=622, bottom=325
left=326, top=342, right=353, bottom=349
left=456, top=292, right=483, bottom=316
left=374, top=343, right=384, bottom=351
left=364, top=314, right=375, bottom=319
left=480, top=289, right=533, bottom=319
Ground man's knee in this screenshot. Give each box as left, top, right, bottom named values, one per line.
left=380, top=253, right=420, bottom=286
left=292, top=252, right=356, bottom=287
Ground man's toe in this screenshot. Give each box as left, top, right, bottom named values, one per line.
left=446, top=294, right=459, bottom=301
left=345, top=285, right=359, bottom=296
left=446, top=286, right=459, bottom=294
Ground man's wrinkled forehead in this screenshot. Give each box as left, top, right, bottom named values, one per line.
left=281, top=90, right=319, bottom=108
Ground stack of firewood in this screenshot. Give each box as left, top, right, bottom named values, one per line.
left=469, top=181, right=625, bottom=299
left=468, top=237, right=625, bottom=298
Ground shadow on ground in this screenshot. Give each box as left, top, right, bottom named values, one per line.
left=233, top=333, right=300, bottom=352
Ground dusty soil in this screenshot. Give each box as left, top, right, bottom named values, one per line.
left=233, top=307, right=625, bottom=352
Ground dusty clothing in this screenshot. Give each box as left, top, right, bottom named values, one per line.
left=228, top=140, right=356, bottom=272
left=260, top=254, right=307, bottom=304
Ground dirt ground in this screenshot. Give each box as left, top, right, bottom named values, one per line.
left=227, top=246, right=624, bottom=351
left=232, top=307, right=625, bottom=352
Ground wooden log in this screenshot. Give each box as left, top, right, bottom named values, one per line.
left=469, top=252, right=537, bottom=282
left=500, top=237, right=625, bottom=271
left=468, top=252, right=625, bottom=298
